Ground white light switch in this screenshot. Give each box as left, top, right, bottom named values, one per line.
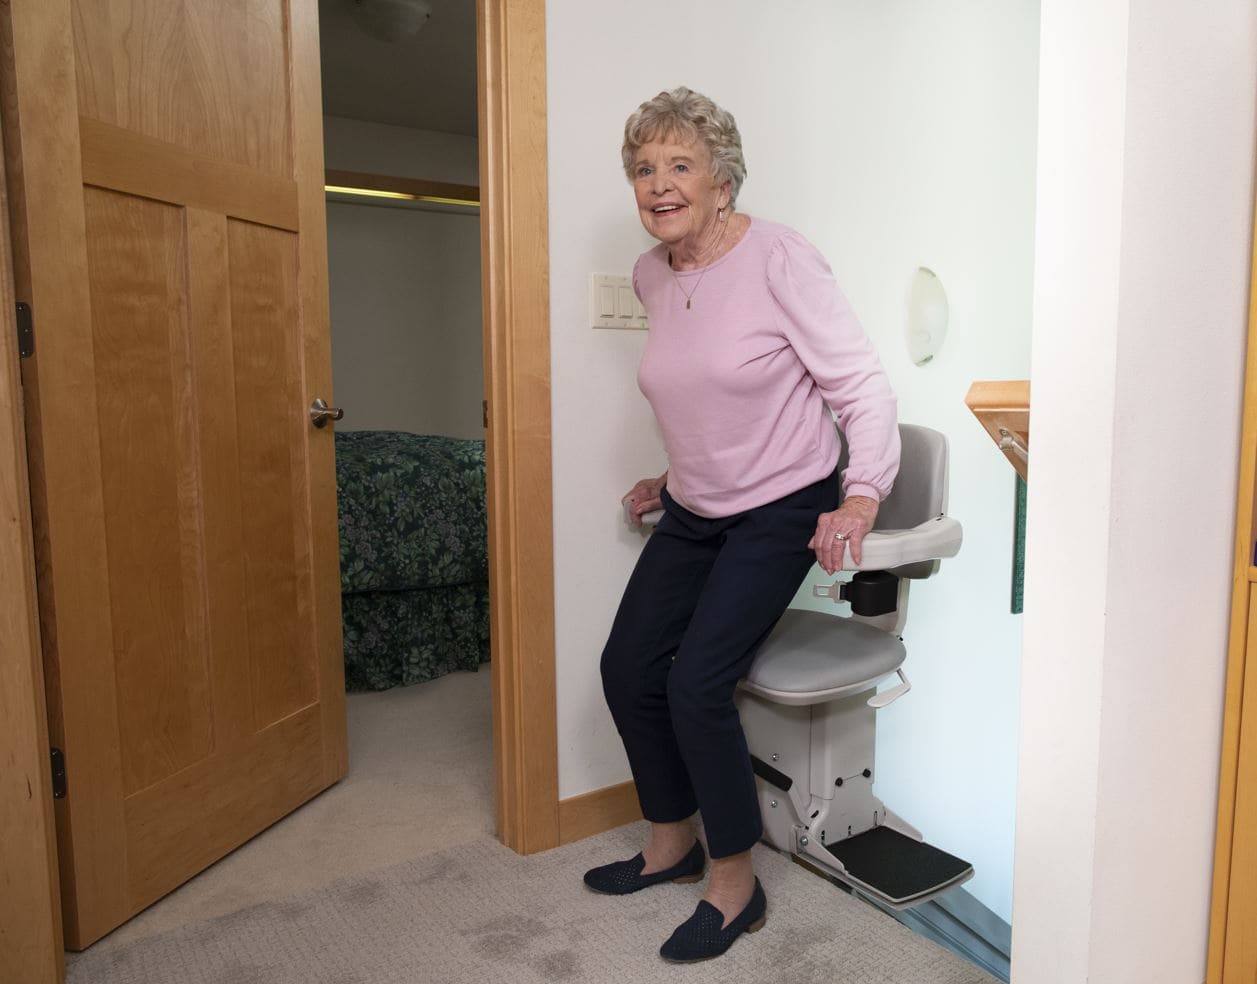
left=589, top=274, right=648, bottom=330
left=617, top=286, right=635, bottom=319
left=599, top=284, right=616, bottom=318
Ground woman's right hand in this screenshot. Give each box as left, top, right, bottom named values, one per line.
left=622, top=472, right=667, bottom=527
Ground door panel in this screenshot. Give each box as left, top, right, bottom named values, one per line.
left=72, top=0, right=293, bottom=175
left=227, top=218, right=319, bottom=727
left=2, top=0, right=345, bottom=949
left=80, top=117, right=300, bottom=232
left=123, top=706, right=325, bottom=911
left=83, top=187, right=213, bottom=796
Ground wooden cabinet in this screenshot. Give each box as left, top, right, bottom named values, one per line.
left=1207, top=204, right=1257, bottom=984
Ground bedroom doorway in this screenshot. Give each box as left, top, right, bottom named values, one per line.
left=317, top=0, right=498, bottom=870
left=316, top=0, right=559, bottom=853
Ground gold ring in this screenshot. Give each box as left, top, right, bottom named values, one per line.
left=833, top=531, right=849, bottom=541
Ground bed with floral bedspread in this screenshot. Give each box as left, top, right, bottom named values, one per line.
left=334, top=430, right=490, bottom=691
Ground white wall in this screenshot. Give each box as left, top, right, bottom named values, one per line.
left=1013, top=2, right=1257, bottom=981
left=323, top=118, right=483, bottom=438
left=326, top=202, right=484, bottom=438
left=324, top=115, right=479, bottom=185
left=547, top=0, right=1038, bottom=923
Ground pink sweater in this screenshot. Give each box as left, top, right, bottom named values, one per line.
left=634, top=218, right=900, bottom=518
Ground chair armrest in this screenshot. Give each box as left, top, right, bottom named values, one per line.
left=843, top=516, right=962, bottom=571
left=631, top=510, right=961, bottom=571
left=634, top=508, right=666, bottom=529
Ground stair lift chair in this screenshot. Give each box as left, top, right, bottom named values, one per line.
left=637, top=422, right=971, bottom=909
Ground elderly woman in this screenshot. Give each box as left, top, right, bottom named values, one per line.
left=583, top=87, right=900, bottom=962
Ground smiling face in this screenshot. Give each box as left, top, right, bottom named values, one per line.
left=631, top=136, right=732, bottom=261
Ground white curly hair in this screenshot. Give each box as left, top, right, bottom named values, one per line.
left=621, top=87, right=747, bottom=209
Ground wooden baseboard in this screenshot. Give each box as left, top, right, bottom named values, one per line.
left=557, top=781, right=642, bottom=846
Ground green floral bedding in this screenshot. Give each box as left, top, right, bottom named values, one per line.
left=341, top=586, right=489, bottom=691
left=335, top=431, right=490, bottom=691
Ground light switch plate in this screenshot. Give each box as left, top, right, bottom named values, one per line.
left=589, top=274, right=648, bottom=329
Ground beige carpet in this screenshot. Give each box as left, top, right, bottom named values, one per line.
left=96, top=669, right=496, bottom=948
left=68, top=668, right=994, bottom=982
left=67, top=820, right=996, bottom=984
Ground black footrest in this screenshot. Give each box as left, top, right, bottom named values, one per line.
left=826, top=825, right=972, bottom=905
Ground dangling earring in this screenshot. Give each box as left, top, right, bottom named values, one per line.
left=718, top=206, right=727, bottom=221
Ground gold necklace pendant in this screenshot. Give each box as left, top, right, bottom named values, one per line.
left=670, top=218, right=725, bottom=311
left=676, top=276, right=702, bottom=309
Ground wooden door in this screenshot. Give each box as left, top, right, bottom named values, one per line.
left=0, top=0, right=346, bottom=950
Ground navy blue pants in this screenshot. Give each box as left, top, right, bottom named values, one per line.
left=600, top=469, right=841, bottom=858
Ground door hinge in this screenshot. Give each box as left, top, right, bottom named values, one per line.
left=50, top=747, right=66, bottom=799
left=483, top=399, right=488, bottom=429
left=15, top=301, right=33, bottom=358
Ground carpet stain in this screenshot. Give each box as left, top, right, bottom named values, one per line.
left=758, top=928, right=817, bottom=965
left=398, top=857, right=460, bottom=889
left=344, top=880, right=386, bottom=908
left=274, top=899, right=314, bottom=922
left=462, top=913, right=550, bottom=961
left=532, top=949, right=580, bottom=980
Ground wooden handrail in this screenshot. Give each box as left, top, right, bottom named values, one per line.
left=965, top=379, right=1030, bottom=482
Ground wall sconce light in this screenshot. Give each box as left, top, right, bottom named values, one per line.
left=906, top=266, right=949, bottom=366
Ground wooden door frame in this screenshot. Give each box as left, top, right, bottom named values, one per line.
left=477, top=0, right=561, bottom=854
left=477, top=0, right=642, bottom=851
left=0, top=90, right=62, bottom=984
left=1206, top=178, right=1257, bottom=983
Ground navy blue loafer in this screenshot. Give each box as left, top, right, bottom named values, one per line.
left=583, top=840, right=706, bottom=895
left=659, top=877, right=767, bottom=962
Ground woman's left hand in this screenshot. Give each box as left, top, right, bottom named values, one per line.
left=808, top=496, right=879, bottom=574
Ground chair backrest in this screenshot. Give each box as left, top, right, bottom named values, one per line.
left=836, top=422, right=950, bottom=579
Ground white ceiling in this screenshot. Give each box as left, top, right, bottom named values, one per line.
left=318, top=0, right=478, bottom=137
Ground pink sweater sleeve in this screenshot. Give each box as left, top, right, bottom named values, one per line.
left=766, top=231, right=900, bottom=502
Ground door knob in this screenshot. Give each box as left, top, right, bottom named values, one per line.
left=309, top=397, right=344, bottom=428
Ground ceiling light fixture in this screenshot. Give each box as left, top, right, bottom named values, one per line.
left=348, top=0, right=433, bottom=43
